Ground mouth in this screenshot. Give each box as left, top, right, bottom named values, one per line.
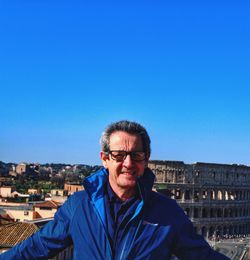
left=121, top=171, right=136, bottom=176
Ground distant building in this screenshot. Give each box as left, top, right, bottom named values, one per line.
left=28, top=189, right=40, bottom=195
left=0, top=187, right=15, bottom=198
left=0, top=177, right=12, bottom=186
left=5, top=206, right=34, bottom=222
left=16, top=163, right=30, bottom=175
left=50, top=189, right=68, bottom=203
left=8, top=171, right=17, bottom=177
left=33, top=200, right=61, bottom=218
left=64, top=183, right=84, bottom=195
left=51, top=189, right=68, bottom=197
left=0, top=200, right=61, bottom=222
left=149, top=160, right=250, bottom=239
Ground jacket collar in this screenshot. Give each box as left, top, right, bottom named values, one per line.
left=83, top=167, right=155, bottom=202
left=137, top=167, right=155, bottom=202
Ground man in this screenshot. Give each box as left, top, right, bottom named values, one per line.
left=1, top=120, right=229, bottom=259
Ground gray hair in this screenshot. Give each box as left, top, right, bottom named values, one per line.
left=100, top=120, right=151, bottom=158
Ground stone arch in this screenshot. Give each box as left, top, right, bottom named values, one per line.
left=210, top=208, right=215, bottom=218
left=239, top=191, right=242, bottom=200
left=184, top=190, right=191, bottom=200
left=170, top=189, right=175, bottom=199
left=235, top=208, right=238, bottom=217
left=210, top=190, right=215, bottom=200
left=194, top=190, right=200, bottom=201
left=202, top=208, right=208, bottom=218
left=228, top=208, right=233, bottom=217
left=156, top=169, right=164, bottom=182
left=194, top=207, right=199, bottom=218
left=224, top=208, right=228, bottom=218
left=202, top=190, right=208, bottom=200
left=225, top=190, right=229, bottom=200
left=217, top=208, right=222, bottom=218
left=238, top=208, right=242, bottom=217
left=217, top=190, right=223, bottom=200
left=175, top=189, right=181, bottom=199
left=229, top=191, right=235, bottom=200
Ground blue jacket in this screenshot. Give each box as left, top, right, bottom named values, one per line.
left=1, top=167, right=229, bottom=259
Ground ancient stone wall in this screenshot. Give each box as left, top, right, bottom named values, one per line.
left=149, top=160, right=250, bottom=239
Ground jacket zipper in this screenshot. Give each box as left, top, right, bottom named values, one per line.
left=119, top=184, right=144, bottom=260
left=119, top=212, right=143, bottom=260
left=91, top=201, right=114, bottom=259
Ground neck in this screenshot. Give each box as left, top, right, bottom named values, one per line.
left=108, top=181, right=137, bottom=201
left=117, top=189, right=136, bottom=201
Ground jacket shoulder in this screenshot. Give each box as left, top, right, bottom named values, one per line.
left=146, top=191, right=189, bottom=225
left=65, top=190, right=88, bottom=206
left=150, top=190, right=178, bottom=206
left=56, top=190, right=88, bottom=218
left=69, top=190, right=87, bottom=200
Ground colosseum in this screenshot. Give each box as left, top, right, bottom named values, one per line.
left=148, top=160, right=250, bottom=240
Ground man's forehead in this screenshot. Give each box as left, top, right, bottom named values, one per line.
left=109, top=131, right=142, bottom=146
left=110, top=131, right=140, bottom=140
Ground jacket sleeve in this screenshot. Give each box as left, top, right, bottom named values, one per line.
left=173, top=217, right=230, bottom=260
left=0, top=196, right=76, bottom=260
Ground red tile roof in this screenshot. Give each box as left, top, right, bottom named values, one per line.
left=34, top=200, right=61, bottom=209
left=0, top=214, right=13, bottom=221
left=0, top=222, right=38, bottom=247
left=33, top=211, right=42, bottom=219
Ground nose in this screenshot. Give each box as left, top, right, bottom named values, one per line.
left=123, top=154, right=134, bottom=168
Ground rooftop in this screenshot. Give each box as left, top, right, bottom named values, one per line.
left=34, top=200, right=61, bottom=209
left=0, top=222, right=38, bottom=248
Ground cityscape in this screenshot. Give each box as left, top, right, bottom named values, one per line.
left=1, top=1, right=249, bottom=259
left=0, top=159, right=249, bottom=259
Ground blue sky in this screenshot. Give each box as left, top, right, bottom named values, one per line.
left=0, top=0, right=250, bottom=166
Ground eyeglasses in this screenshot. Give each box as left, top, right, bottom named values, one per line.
left=107, top=150, right=146, bottom=162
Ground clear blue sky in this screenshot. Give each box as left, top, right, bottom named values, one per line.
left=1, top=0, right=249, bottom=166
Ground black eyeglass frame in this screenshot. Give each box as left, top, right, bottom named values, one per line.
left=106, top=150, right=146, bottom=162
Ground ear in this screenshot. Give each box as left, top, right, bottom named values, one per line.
left=100, top=151, right=109, bottom=169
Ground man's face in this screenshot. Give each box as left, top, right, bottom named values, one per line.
left=101, top=131, right=148, bottom=194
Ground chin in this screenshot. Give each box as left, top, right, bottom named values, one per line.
left=119, top=180, right=137, bottom=189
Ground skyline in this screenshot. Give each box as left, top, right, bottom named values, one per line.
left=1, top=1, right=250, bottom=166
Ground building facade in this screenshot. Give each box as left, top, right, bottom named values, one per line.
left=15, top=163, right=30, bottom=175
left=148, top=160, right=250, bottom=239
left=64, top=183, right=84, bottom=195
left=0, top=187, right=15, bottom=198
left=33, top=200, right=61, bottom=218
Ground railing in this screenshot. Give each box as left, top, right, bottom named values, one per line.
left=190, top=216, right=250, bottom=223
